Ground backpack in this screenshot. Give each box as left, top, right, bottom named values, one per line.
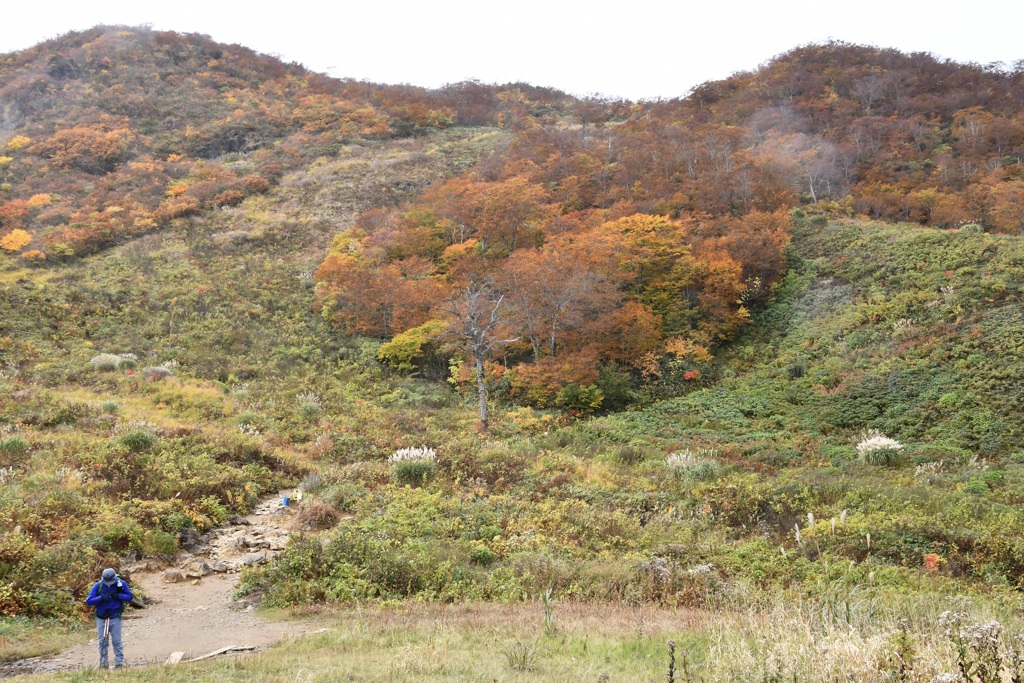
left=92, top=579, right=129, bottom=618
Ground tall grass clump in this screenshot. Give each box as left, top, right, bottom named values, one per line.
left=501, top=639, right=538, bottom=672
left=666, top=449, right=721, bottom=481
left=116, top=353, right=139, bottom=370
left=89, top=353, right=121, bottom=371
left=118, top=430, right=158, bottom=452
left=856, top=429, right=904, bottom=466
left=389, top=445, right=437, bottom=486
left=296, top=391, right=323, bottom=420
left=617, top=444, right=648, bottom=465
left=0, top=436, right=29, bottom=458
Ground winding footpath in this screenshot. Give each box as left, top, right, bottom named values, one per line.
left=5, top=494, right=321, bottom=676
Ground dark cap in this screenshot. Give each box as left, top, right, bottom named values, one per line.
left=102, top=568, right=117, bottom=585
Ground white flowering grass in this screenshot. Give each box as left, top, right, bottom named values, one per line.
left=89, top=353, right=122, bottom=371
left=390, top=446, right=437, bottom=486
left=89, top=352, right=142, bottom=371
left=855, top=429, right=904, bottom=466
left=892, top=318, right=917, bottom=339
left=295, top=391, right=322, bottom=407
left=296, top=391, right=323, bottom=420
left=389, top=445, right=436, bottom=463
left=238, top=423, right=262, bottom=437
left=666, top=449, right=720, bottom=481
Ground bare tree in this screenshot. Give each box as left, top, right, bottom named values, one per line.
left=435, top=280, right=516, bottom=428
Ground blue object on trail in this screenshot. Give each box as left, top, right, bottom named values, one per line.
left=282, top=497, right=290, bottom=507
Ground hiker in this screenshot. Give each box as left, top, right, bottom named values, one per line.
left=85, top=568, right=133, bottom=669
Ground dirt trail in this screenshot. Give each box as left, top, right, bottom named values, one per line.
left=9, top=493, right=321, bottom=675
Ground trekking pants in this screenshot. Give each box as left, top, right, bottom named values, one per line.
left=96, top=616, right=124, bottom=668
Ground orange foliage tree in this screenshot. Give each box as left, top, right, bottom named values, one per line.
left=32, top=126, right=135, bottom=174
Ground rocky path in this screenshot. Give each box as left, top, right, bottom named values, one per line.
left=7, top=494, right=322, bottom=675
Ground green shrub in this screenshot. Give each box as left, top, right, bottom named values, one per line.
left=161, top=511, right=196, bottom=532
left=984, top=470, right=1005, bottom=484
left=470, top=545, right=497, bottom=566
left=89, top=354, right=121, bottom=372
left=616, top=444, right=647, bottom=466
left=665, top=450, right=721, bottom=481
left=323, top=482, right=366, bottom=512
left=393, top=459, right=436, bottom=487
left=555, top=384, right=604, bottom=414
left=963, top=478, right=989, bottom=495
left=100, top=401, right=120, bottom=414
left=118, top=431, right=158, bottom=452
left=299, top=402, right=322, bottom=421
left=189, top=495, right=231, bottom=530
left=39, top=400, right=92, bottom=426
left=143, top=529, right=178, bottom=555
left=0, top=436, right=29, bottom=457
left=237, top=411, right=259, bottom=426
left=595, top=365, right=636, bottom=411
left=96, top=520, right=146, bottom=553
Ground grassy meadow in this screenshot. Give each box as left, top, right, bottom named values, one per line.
left=13, top=600, right=1024, bottom=682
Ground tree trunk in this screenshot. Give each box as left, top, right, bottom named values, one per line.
left=474, top=352, right=488, bottom=427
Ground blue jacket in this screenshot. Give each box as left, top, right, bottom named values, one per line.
left=85, top=578, right=133, bottom=618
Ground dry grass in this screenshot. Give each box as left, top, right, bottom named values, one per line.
left=9, top=600, right=991, bottom=682
left=0, top=619, right=84, bottom=664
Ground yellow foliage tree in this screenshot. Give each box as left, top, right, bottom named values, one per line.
left=0, top=229, right=31, bottom=252
left=4, top=135, right=30, bottom=152
left=26, top=194, right=52, bottom=209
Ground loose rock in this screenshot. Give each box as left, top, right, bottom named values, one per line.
left=237, top=553, right=266, bottom=567
left=163, top=570, right=185, bottom=583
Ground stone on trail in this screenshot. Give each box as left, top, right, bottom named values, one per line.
left=237, top=552, right=266, bottom=567
left=242, top=535, right=267, bottom=549
left=122, top=560, right=159, bottom=574
left=162, top=570, right=185, bottom=583
left=183, top=561, right=212, bottom=578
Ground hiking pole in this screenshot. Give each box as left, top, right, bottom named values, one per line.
left=103, top=618, right=110, bottom=640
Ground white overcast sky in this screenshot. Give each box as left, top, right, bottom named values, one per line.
left=2, top=0, right=1021, bottom=100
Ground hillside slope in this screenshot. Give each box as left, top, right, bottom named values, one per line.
left=1, top=28, right=1023, bottom=681
left=0, top=125, right=503, bottom=625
